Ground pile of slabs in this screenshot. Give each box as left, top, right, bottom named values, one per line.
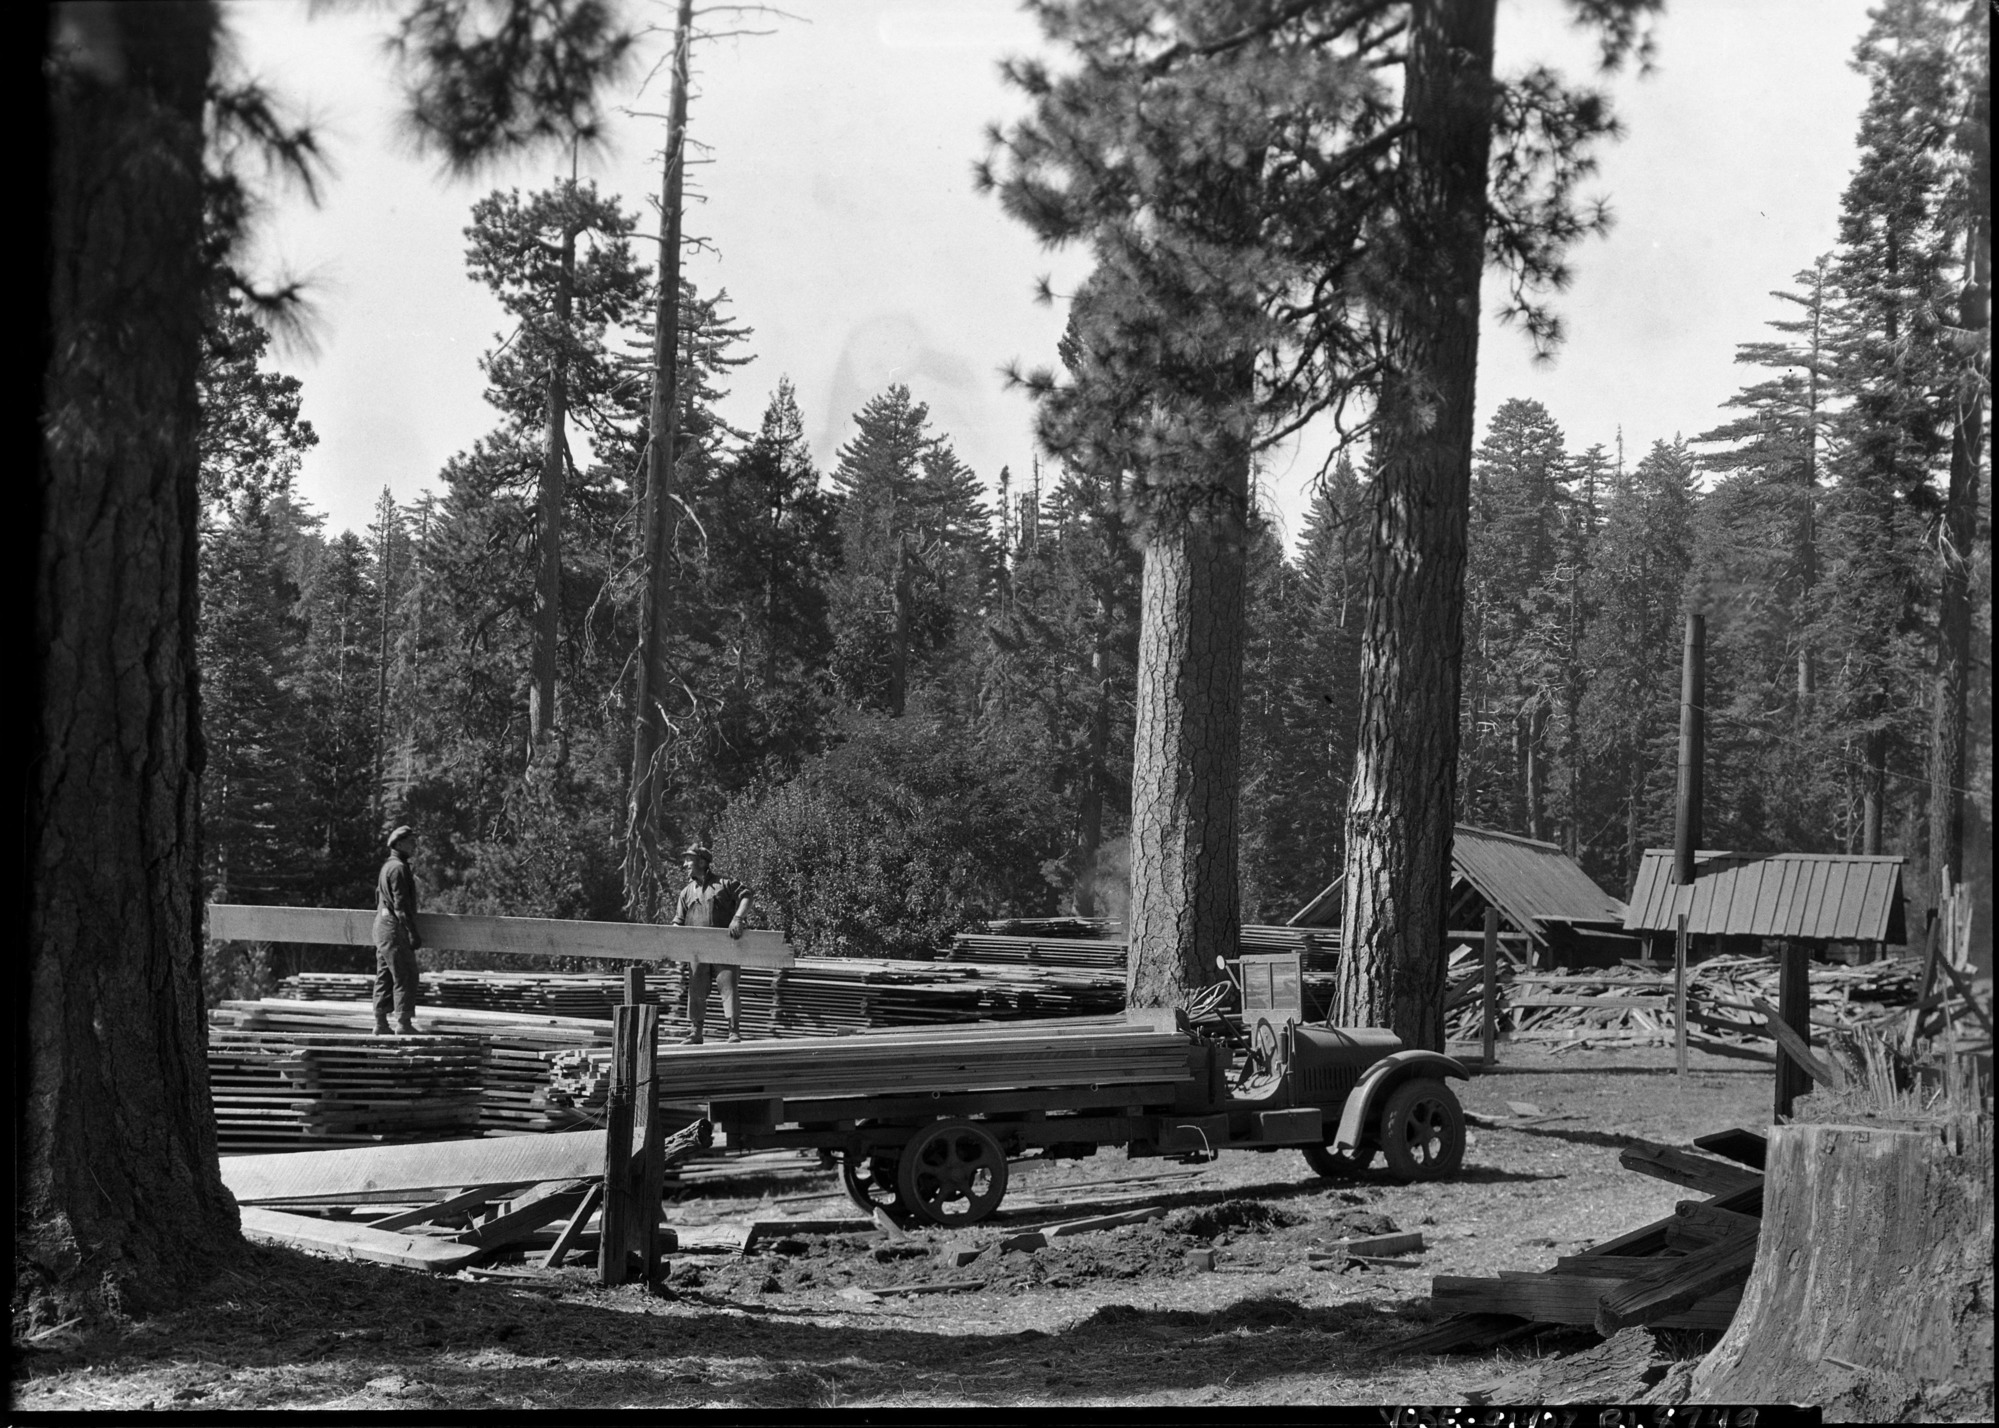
left=1400, top=1129, right=1768, bottom=1353
left=208, top=1030, right=483, bottom=1152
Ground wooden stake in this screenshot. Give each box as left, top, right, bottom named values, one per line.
left=1675, top=913, right=1688, bottom=1077
left=599, top=1006, right=638, bottom=1285
left=1481, top=908, right=1498, bottom=1067
left=1774, top=939, right=1811, bottom=1121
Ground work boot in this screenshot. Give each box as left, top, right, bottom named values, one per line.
left=374, top=1019, right=393, bottom=1035
left=396, top=1021, right=419, bottom=1036
left=725, top=1030, right=743, bottom=1043
left=677, top=1031, right=704, bottom=1046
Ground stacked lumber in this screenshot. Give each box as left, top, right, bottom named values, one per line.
left=947, top=934, right=1129, bottom=970
left=980, top=917, right=1119, bottom=940
left=1441, top=953, right=1923, bottom=1050
left=1400, top=1133, right=1768, bottom=1353
left=213, top=997, right=615, bottom=1137
left=208, top=1030, right=484, bottom=1152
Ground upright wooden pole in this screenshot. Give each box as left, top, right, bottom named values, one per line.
left=1774, top=939, right=1812, bottom=1121
left=1674, top=913, right=1689, bottom=1077
left=631, top=1003, right=663, bottom=1283
left=1674, top=611, right=1706, bottom=886
left=599, top=1005, right=637, bottom=1285
left=1481, top=908, right=1498, bottom=1067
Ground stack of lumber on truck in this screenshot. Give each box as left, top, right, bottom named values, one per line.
left=1441, top=953, right=1921, bottom=1055
left=207, top=1030, right=484, bottom=1152
left=1400, top=1130, right=1769, bottom=1353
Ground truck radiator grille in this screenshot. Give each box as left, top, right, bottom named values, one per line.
left=1298, top=1064, right=1358, bottom=1102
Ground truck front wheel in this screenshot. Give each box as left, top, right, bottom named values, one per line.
left=1379, top=1078, right=1465, bottom=1180
left=1301, top=1142, right=1377, bottom=1179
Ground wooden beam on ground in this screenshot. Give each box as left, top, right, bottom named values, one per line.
left=1594, top=1228, right=1760, bottom=1334
left=222, top=1131, right=606, bottom=1204
left=205, top=904, right=793, bottom=969
left=239, top=1207, right=488, bottom=1272
left=1617, top=1141, right=1764, bottom=1198
left=454, top=1180, right=590, bottom=1249
left=1690, top=1127, right=1768, bottom=1171
left=540, top=1182, right=604, bottom=1270
left=367, top=1182, right=532, bottom=1233
left=1430, top=1273, right=1742, bottom=1332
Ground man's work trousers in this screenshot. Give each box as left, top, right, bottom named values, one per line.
left=373, top=913, right=420, bottom=1025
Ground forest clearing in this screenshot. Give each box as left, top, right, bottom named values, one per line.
left=26, top=0, right=1990, bottom=1421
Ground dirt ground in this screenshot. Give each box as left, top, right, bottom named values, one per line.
left=11, top=1043, right=1824, bottom=1412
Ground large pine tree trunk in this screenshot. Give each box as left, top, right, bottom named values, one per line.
left=1690, top=1121, right=1993, bottom=1420
left=1334, top=0, right=1494, bottom=1050
left=1125, top=472, right=1248, bottom=1009
left=530, top=228, right=575, bottom=748
left=26, top=0, right=242, bottom=1325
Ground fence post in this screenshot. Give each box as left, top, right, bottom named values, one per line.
left=599, top=1003, right=637, bottom=1285
left=1675, top=912, right=1689, bottom=1077
left=1481, top=909, right=1499, bottom=1067
left=1774, top=938, right=1812, bottom=1121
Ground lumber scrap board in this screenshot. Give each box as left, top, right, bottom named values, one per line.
left=1432, top=1274, right=1741, bottom=1332
left=222, top=1131, right=605, bottom=1204
left=1594, top=1231, right=1759, bottom=1334
left=368, top=1183, right=532, bottom=1233
left=1617, top=1141, right=1764, bottom=1197
left=239, top=1207, right=487, bottom=1272
left=206, top=904, right=794, bottom=968
left=1690, top=1127, right=1768, bottom=1170
left=454, top=1180, right=590, bottom=1248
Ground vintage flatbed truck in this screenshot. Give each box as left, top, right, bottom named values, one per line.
left=685, top=993, right=1469, bottom=1228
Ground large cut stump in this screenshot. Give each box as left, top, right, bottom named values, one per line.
left=1691, top=1121, right=1993, bottom=1422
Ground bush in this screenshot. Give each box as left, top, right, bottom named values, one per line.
left=712, top=704, right=1065, bottom=957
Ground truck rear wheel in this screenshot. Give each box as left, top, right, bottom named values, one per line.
left=896, top=1119, right=1008, bottom=1227
left=840, top=1150, right=905, bottom=1219
left=1379, top=1078, right=1465, bottom=1180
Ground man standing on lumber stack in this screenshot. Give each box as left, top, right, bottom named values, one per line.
left=373, top=826, right=424, bottom=1035
left=673, top=845, right=752, bottom=1044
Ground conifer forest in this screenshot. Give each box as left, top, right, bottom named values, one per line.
left=194, top=0, right=1988, bottom=1006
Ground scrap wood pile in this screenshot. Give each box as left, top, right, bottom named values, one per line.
left=207, top=1029, right=484, bottom=1152
left=1439, top=951, right=1924, bottom=1055
left=223, top=1121, right=712, bottom=1275
left=1401, top=1128, right=1770, bottom=1354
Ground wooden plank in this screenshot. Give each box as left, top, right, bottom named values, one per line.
left=222, top=1131, right=605, bottom=1204
left=1595, top=1230, right=1759, bottom=1334
left=1431, top=1274, right=1741, bottom=1331
left=540, top=1182, right=604, bottom=1270
left=1690, top=1127, right=1767, bottom=1171
left=1617, top=1141, right=1764, bottom=1198
left=206, top=904, right=794, bottom=969
left=455, top=1180, right=589, bottom=1248
left=1043, top=1205, right=1165, bottom=1238
left=1749, top=993, right=1842, bottom=1090
left=1307, top=1232, right=1426, bottom=1260
left=239, top=1207, right=487, bottom=1272
left=368, top=1182, right=532, bottom=1232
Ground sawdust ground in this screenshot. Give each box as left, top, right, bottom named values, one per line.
left=10, top=1042, right=1854, bottom=1412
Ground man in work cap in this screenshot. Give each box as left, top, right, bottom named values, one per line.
left=373, top=825, right=424, bottom=1035
left=672, top=844, right=753, bottom=1043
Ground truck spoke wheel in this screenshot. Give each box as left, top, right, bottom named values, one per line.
left=840, top=1151, right=904, bottom=1218
left=1301, top=1142, right=1377, bottom=1179
left=896, top=1119, right=1008, bottom=1227
left=1379, top=1078, right=1465, bottom=1181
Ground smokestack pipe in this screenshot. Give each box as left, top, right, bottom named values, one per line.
left=1674, top=611, right=1705, bottom=885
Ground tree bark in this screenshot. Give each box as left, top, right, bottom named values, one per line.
left=625, top=0, right=694, bottom=918
left=1125, top=462, right=1249, bottom=1009
left=1929, top=213, right=1988, bottom=890
left=1334, top=0, right=1495, bottom=1051
left=1691, top=1121, right=1993, bottom=1419
left=27, top=0, right=241, bottom=1325
left=530, top=222, right=576, bottom=748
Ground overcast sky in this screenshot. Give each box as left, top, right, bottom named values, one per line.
left=227, top=0, right=1877, bottom=549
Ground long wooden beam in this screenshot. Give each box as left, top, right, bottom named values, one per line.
left=222, top=1130, right=606, bottom=1204
left=239, top=1207, right=489, bottom=1272
left=205, top=904, right=793, bottom=968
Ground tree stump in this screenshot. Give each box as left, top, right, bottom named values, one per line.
left=1691, top=1120, right=1993, bottom=1421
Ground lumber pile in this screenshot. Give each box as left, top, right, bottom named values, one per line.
left=1442, top=952, right=1922, bottom=1052
left=947, top=934, right=1129, bottom=970
left=1399, top=1132, right=1769, bottom=1354
left=207, top=1030, right=485, bottom=1152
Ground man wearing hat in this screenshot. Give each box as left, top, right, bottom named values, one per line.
left=374, top=825, right=424, bottom=1035
left=672, top=845, right=752, bottom=1043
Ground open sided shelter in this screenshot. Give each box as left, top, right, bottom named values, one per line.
left=1622, top=849, right=1910, bottom=961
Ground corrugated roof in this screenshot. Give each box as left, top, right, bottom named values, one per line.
left=1287, top=826, right=1626, bottom=942
left=1623, top=850, right=1908, bottom=943
left=1451, top=826, right=1628, bottom=947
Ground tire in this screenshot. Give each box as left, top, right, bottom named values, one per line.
left=1378, top=1077, right=1465, bottom=1181
left=895, top=1119, right=1009, bottom=1227
left=1301, top=1141, right=1378, bottom=1179
left=840, top=1150, right=905, bottom=1219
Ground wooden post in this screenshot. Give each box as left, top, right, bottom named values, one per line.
left=630, top=1002, right=663, bottom=1283
left=1675, top=913, right=1689, bottom=1077
left=1674, top=611, right=1706, bottom=887
left=1774, top=939, right=1812, bottom=1121
left=1910, top=909, right=1942, bottom=1044
left=598, top=1006, right=637, bottom=1285
left=1481, top=908, right=1498, bottom=1067
left=625, top=963, right=645, bottom=1007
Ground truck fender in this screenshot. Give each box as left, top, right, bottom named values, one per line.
left=1332, top=1050, right=1469, bottom=1153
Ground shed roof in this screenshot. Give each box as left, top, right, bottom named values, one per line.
left=1451, top=825, right=1628, bottom=947
left=1287, top=825, right=1625, bottom=944
left=1623, top=850, right=1908, bottom=943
